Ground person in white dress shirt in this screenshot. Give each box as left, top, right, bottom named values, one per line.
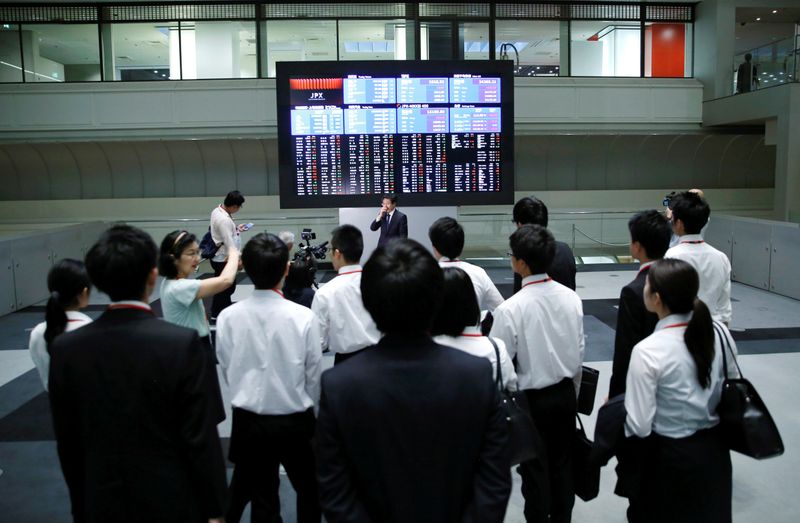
left=209, top=190, right=246, bottom=318
left=624, top=258, right=733, bottom=523
left=28, top=259, right=92, bottom=391
left=311, top=224, right=380, bottom=365
left=432, top=267, right=516, bottom=390
left=428, top=217, right=505, bottom=314
left=216, top=233, right=323, bottom=523
left=490, top=224, right=584, bottom=523
left=664, top=191, right=731, bottom=324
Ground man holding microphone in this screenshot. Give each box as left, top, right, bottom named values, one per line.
left=369, top=194, right=408, bottom=247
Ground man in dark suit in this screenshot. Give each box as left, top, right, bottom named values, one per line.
left=608, top=210, right=672, bottom=398
left=316, top=239, right=511, bottom=523
left=512, top=196, right=576, bottom=293
left=48, top=225, right=228, bottom=523
left=369, top=193, right=408, bottom=247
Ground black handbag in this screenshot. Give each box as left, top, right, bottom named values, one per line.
left=577, top=366, right=599, bottom=415
left=489, top=337, right=542, bottom=466
left=573, top=414, right=601, bottom=501
left=713, top=323, right=784, bottom=459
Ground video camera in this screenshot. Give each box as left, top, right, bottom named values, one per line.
left=293, top=228, right=328, bottom=262
left=662, top=191, right=677, bottom=208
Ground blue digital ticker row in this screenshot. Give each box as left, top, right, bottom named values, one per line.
left=342, top=77, right=501, bottom=105
left=291, top=107, right=501, bottom=135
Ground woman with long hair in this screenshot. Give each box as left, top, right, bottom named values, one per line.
left=432, top=267, right=517, bottom=390
left=158, top=229, right=240, bottom=422
left=28, top=259, right=92, bottom=391
left=624, top=258, right=735, bottom=523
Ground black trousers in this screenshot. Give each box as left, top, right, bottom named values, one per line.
left=198, top=336, right=226, bottom=424
left=210, top=260, right=235, bottom=318
left=627, top=426, right=732, bottom=523
left=519, top=378, right=576, bottom=523
left=227, top=408, right=320, bottom=523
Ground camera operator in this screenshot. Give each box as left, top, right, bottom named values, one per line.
left=283, top=251, right=317, bottom=309
left=663, top=188, right=707, bottom=248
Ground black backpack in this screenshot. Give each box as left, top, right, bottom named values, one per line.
left=199, top=226, right=221, bottom=260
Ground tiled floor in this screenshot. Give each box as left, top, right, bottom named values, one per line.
left=1, top=268, right=799, bottom=522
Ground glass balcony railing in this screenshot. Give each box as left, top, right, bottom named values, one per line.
left=733, top=35, right=799, bottom=95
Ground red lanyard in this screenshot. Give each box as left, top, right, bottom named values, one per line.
left=523, top=277, right=552, bottom=288
left=663, top=322, right=689, bottom=329
left=638, top=264, right=652, bottom=275
left=681, top=240, right=705, bottom=244
left=338, top=270, right=363, bottom=276
left=460, top=333, right=482, bottom=338
left=440, top=259, right=460, bottom=263
left=107, top=304, right=152, bottom=313
left=271, top=289, right=285, bottom=299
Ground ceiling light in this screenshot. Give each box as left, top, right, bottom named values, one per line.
left=756, top=17, right=761, bottom=21
left=772, top=10, right=778, bottom=14
left=153, top=70, right=158, bottom=73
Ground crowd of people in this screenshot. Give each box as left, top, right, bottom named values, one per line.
left=28, top=190, right=739, bottom=523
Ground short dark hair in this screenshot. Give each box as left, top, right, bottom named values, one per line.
left=512, top=196, right=548, bottom=227
left=428, top=217, right=465, bottom=259
left=242, top=233, right=288, bottom=290
left=85, top=225, right=157, bottom=302
left=158, top=230, right=198, bottom=279
left=331, top=224, right=364, bottom=263
left=431, top=268, right=480, bottom=337
left=382, top=193, right=398, bottom=204
left=628, top=210, right=672, bottom=260
left=224, top=190, right=245, bottom=207
left=670, top=191, right=710, bottom=234
left=509, top=224, right=555, bottom=275
left=283, top=252, right=317, bottom=298
left=361, top=239, right=443, bottom=335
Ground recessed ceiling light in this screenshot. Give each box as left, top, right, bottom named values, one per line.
left=756, top=17, right=761, bottom=21
left=772, top=10, right=778, bottom=14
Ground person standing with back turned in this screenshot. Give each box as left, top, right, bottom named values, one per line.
left=48, top=225, right=227, bottom=523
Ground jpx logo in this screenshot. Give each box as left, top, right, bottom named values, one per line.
left=310, top=92, right=325, bottom=100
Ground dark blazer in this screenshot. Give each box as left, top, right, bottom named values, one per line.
left=609, top=266, right=659, bottom=397
left=316, top=334, right=511, bottom=523
left=369, top=209, right=408, bottom=247
left=513, top=240, right=576, bottom=293
left=48, top=308, right=228, bottom=523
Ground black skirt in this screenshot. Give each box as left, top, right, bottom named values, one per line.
left=628, top=425, right=732, bottom=523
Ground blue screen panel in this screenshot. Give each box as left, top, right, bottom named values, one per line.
left=291, top=108, right=344, bottom=135
left=449, top=107, right=501, bottom=133
left=344, top=108, right=398, bottom=134
left=343, top=78, right=397, bottom=104
left=396, top=77, right=448, bottom=103
left=449, top=77, right=501, bottom=103
left=397, top=107, right=449, bottom=133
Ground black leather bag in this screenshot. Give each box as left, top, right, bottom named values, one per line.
left=573, top=414, right=600, bottom=501
left=713, top=323, right=784, bottom=459
left=577, top=366, right=599, bottom=415
left=489, top=338, right=542, bottom=466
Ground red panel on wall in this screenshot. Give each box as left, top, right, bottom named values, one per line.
left=651, top=24, right=685, bottom=77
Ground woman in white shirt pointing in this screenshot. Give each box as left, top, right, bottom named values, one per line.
left=624, top=258, right=733, bottom=523
left=433, top=267, right=517, bottom=391
left=28, top=259, right=92, bottom=391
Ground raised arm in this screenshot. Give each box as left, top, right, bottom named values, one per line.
left=196, top=246, right=240, bottom=299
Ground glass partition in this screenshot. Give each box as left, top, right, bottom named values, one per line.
left=20, top=24, right=101, bottom=82
left=571, top=20, right=640, bottom=77
left=495, top=20, right=561, bottom=76
left=644, top=22, right=692, bottom=78
left=337, top=19, right=407, bottom=61
left=733, top=36, right=799, bottom=94
left=0, top=24, right=23, bottom=82
left=262, top=20, right=336, bottom=78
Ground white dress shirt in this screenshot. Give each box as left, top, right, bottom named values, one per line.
left=210, top=205, right=240, bottom=263
left=665, top=234, right=732, bottom=323
left=311, top=264, right=380, bottom=354
left=29, top=310, right=92, bottom=391
left=439, top=257, right=505, bottom=312
left=434, top=326, right=518, bottom=390
left=216, top=289, right=322, bottom=415
left=625, top=313, right=737, bottom=439
left=490, top=273, right=585, bottom=393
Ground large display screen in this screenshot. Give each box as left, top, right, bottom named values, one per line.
left=276, top=60, right=514, bottom=208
